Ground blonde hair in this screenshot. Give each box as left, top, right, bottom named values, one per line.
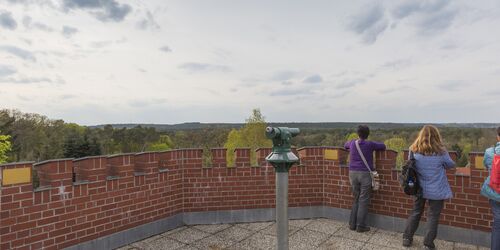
left=410, top=125, right=445, bottom=155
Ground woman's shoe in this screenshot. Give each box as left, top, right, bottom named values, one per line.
left=356, top=226, right=370, bottom=233
left=402, top=238, right=412, bottom=247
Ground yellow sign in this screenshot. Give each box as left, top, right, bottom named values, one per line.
left=2, top=168, right=31, bottom=186
left=475, top=156, right=485, bottom=170
left=324, top=149, right=338, bottom=160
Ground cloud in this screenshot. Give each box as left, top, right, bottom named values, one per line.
left=62, top=26, right=78, bottom=37
left=270, top=70, right=299, bottom=81
left=378, top=85, right=413, bottom=94
left=418, top=9, right=457, bottom=34
left=392, top=0, right=458, bottom=35
left=136, top=11, right=160, bottom=30
left=392, top=2, right=422, bottom=19
left=269, top=88, right=314, bottom=97
left=22, top=16, right=53, bottom=32
left=178, top=62, right=231, bottom=73
left=0, top=11, right=17, bottom=30
left=0, top=45, right=36, bottom=61
left=381, top=59, right=413, bottom=70
left=302, top=74, right=323, bottom=84
left=347, top=4, right=388, bottom=44
left=337, top=78, right=366, bottom=89
left=281, top=81, right=293, bottom=86
left=0, top=77, right=52, bottom=84
left=128, top=98, right=168, bottom=108
left=159, top=46, right=172, bottom=53
left=0, top=64, right=17, bottom=77
left=90, top=38, right=127, bottom=48
left=63, top=0, right=132, bottom=22
left=60, top=94, right=77, bottom=100
left=437, top=80, right=466, bottom=91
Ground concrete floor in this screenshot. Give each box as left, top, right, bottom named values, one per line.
left=116, top=218, right=488, bottom=250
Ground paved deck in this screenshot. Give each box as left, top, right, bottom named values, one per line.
left=116, top=218, right=487, bottom=250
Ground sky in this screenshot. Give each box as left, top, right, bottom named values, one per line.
left=0, top=0, right=499, bottom=125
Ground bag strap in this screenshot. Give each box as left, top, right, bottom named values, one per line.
left=409, top=150, right=415, bottom=160
left=355, top=140, right=373, bottom=172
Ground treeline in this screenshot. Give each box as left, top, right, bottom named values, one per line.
left=0, top=109, right=497, bottom=167
left=0, top=109, right=229, bottom=163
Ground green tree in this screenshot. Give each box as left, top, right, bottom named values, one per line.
left=146, top=135, right=173, bottom=151
left=0, top=133, right=12, bottom=163
left=224, top=109, right=272, bottom=166
left=345, top=132, right=358, bottom=141
left=384, top=137, right=407, bottom=168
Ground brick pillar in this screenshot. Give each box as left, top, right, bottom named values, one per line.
left=73, top=156, right=107, bottom=182
left=158, top=150, right=178, bottom=171
left=134, top=152, right=159, bottom=174
left=234, top=148, right=251, bottom=167
left=255, top=147, right=272, bottom=166
left=0, top=162, right=35, bottom=250
left=211, top=148, right=227, bottom=168
left=106, top=153, right=134, bottom=178
left=34, top=159, right=73, bottom=188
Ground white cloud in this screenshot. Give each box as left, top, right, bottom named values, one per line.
left=0, top=11, right=17, bottom=30
left=0, top=0, right=499, bottom=124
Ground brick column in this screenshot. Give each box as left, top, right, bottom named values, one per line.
left=211, top=148, right=227, bottom=168
left=234, top=148, right=251, bottom=167
left=0, top=162, right=35, bottom=250
left=134, top=152, right=159, bottom=174
left=34, top=159, right=73, bottom=188
left=255, top=147, right=272, bottom=166
left=106, top=153, right=134, bottom=178
left=73, top=156, right=107, bottom=182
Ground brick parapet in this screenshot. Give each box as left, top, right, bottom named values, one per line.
left=0, top=147, right=494, bottom=250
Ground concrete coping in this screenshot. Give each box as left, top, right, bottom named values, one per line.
left=106, top=176, right=120, bottom=181
left=0, top=161, right=35, bottom=167
left=107, top=153, right=136, bottom=158
left=73, top=155, right=108, bottom=162
left=34, top=158, right=74, bottom=167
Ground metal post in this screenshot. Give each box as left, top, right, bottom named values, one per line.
left=276, top=169, right=288, bottom=250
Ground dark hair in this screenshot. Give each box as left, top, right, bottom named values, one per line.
left=497, top=126, right=500, bottom=137
left=357, top=125, right=370, bottom=139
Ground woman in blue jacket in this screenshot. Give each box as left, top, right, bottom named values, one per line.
left=402, top=125, right=456, bottom=250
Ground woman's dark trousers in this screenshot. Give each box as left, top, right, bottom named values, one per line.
left=403, top=196, right=444, bottom=249
left=349, top=171, right=372, bottom=230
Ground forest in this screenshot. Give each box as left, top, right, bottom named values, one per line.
left=0, top=108, right=498, bottom=168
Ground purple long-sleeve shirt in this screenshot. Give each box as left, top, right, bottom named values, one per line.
left=344, top=139, right=386, bottom=171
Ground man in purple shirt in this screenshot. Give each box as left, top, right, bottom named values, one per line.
left=344, top=125, right=386, bottom=232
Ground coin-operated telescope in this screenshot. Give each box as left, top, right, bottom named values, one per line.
left=265, top=127, right=300, bottom=171
left=265, top=127, right=300, bottom=250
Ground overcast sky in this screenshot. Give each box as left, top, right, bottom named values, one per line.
left=1, top=0, right=499, bottom=125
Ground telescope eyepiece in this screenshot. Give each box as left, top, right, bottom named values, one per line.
left=265, top=127, right=274, bottom=133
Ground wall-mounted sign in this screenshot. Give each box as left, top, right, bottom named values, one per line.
left=2, top=167, right=31, bottom=186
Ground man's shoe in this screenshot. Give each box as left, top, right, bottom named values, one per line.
left=349, top=224, right=356, bottom=231
left=402, top=238, right=412, bottom=247
left=356, top=226, right=370, bottom=233
left=423, top=245, right=436, bottom=250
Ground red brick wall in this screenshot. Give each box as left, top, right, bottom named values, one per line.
left=0, top=147, right=493, bottom=250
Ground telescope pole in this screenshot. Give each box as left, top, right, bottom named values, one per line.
left=276, top=164, right=289, bottom=250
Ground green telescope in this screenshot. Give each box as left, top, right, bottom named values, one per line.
left=265, top=127, right=300, bottom=152
left=265, top=126, right=301, bottom=250
left=265, top=127, right=300, bottom=169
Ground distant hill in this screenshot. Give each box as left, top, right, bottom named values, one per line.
left=89, top=122, right=499, bottom=131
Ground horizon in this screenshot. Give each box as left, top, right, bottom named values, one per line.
left=1, top=0, right=500, bottom=125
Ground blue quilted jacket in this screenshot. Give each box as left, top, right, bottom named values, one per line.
left=411, top=151, right=456, bottom=200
